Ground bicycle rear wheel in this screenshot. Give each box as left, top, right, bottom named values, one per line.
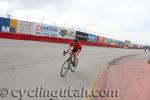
left=60, top=60, right=69, bottom=77
left=71, top=58, right=78, bottom=72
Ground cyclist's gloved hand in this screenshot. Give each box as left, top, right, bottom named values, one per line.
left=63, top=51, right=66, bottom=56
left=66, top=50, right=69, bottom=53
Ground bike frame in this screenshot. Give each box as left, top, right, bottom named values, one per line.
left=60, top=51, right=78, bottom=77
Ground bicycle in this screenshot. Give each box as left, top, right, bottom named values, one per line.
left=60, top=51, right=78, bottom=77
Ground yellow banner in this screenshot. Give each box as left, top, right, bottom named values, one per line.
left=10, top=19, right=17, bottom=32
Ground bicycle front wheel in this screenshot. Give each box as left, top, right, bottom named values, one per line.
left=60, top=60, right=69, bottom=77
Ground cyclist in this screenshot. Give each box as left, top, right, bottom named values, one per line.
left=65, top=38, right=82, bottom=66
left=144, top=46, right=150, bottom=52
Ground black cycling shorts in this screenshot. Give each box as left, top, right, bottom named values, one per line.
left=71, top=47, right=82, bottom=53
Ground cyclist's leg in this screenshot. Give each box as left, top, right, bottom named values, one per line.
left=71, top=49, right=76, bottom=64
left=73, top=49, right=81, bottom=65
left=76, top=49, right=81, bottom=56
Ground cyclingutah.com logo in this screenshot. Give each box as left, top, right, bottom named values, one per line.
left=0, top=86, right=119, bottom=100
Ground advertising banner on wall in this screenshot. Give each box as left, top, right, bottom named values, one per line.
left=17, top=20, right=34, bottom=34
left=35, top=23, right=58, bottom=37
left=128, top=44, right=135, bottom=48
left=10, top=19, right=17, bottom=32
left=67, top=29, right=75, bottom=39
left=58, top=28, right=75, bottom=39
left=115, top=40, right=124, bottom=46
left=109, top=39, right=117, bottom=45
left=97, top=36, right=105, bottom=43
left=104, top=38, right=124, bottom=46
left=75, top=31, right=88, bottom=41
left=88, top=34, right=97, bottom=42
left=104, top=38, right=110, bottom=44
left=104, top=38, right=115, bottom=45
left=0, top=17, right=10, bottom=32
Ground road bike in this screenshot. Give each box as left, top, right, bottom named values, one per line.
left=60, top=51, right=78, bottom=77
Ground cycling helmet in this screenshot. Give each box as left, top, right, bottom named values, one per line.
left=73, top=38, right=79, bottom=42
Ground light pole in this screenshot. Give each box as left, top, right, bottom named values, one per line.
left=42, top=17, right=44, bottom=24
left=6, top=11, right=12, bottom=19
left=26, top=14, right=28, bottom=21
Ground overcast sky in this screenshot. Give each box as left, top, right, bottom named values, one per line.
left=0, top=0, right=150, bottom=45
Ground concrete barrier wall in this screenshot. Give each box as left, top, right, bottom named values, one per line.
left=0, top=32, right=123, bottom=48
left=0, top=17, right=144, bottom=49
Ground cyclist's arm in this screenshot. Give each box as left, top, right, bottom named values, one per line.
left=67, top=45, right=72, bottom=52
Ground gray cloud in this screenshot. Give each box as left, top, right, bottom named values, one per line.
left=2, top=0, right=69, bottom=10
left=0, top=0, right=150, bottom=45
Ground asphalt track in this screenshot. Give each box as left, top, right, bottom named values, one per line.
left=0, top=39, right=144, bottom=100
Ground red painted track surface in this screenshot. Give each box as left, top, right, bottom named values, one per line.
left=0, top=32, right=123, bottom=48
left=93, top=55, right=150, bottom=100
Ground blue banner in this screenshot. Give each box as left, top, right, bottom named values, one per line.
left=115, top=40, right=124, bottom=46
left=88, top=34, right=97, bottom=42
left=35, top=24, right=58, bottom=37
left=0, top=17, right=10, bottom=32
left=104, top=38, right=124, bottom=46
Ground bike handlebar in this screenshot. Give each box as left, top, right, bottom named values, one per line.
left=63, top=51, right=72, bottom=56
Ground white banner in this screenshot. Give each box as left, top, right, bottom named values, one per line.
left=58, top=28, right=75, bottom=39
left=17, top=20, right=34, bottom=34
left=35, top=23, right=58, bottom=37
